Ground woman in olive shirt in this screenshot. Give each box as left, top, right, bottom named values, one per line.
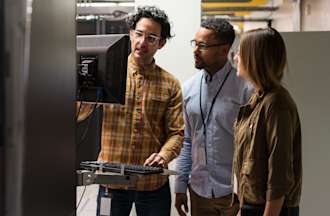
left=233, top=27, right=302, bottom=216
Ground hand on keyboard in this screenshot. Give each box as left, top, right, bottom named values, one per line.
left=144, top=153, right=167, bottom=167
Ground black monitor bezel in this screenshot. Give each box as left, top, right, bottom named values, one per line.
left=76, top=34, right=129, bottom=104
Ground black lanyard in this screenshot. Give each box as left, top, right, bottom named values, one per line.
left=199, top=68, right=232, bottom=136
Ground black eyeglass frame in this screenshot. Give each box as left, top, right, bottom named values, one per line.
left=190, top=39, right=228, bottom=50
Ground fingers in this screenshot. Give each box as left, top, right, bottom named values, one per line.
left=143, top=153, right=157, bottom=166
left=175, top=201, right=186, bottom=216
left=184, top=200, right=188, bottom=212
left=177, top=208, right=187, bottom=216
left=155, top=155, right=166, bottom=167
left=175, top=193, right=188, bottom=216
left=143, top=153, right=166, bottom=167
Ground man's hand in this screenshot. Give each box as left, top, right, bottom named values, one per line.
left=175, top=193, right=189, bottom=216
left=76, top=102, right=96, bottom=122
left=144, top=153, right=167, bottom=167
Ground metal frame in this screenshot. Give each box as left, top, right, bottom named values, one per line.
left=77, top=5, right=134, bottom=17
left=76, top=168, right=177, bottom=187
left=77, top=170, right=137, bottom=186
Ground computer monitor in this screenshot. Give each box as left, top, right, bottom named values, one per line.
left=76, top=34, right=129, bottom=104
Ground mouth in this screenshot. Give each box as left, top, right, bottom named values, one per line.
left=135, top=47, right=147, bottom=55
left=194, top=55, right=202, bottom=64
left=194, top=55, right=204, bottom=69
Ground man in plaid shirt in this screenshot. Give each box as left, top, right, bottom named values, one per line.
left=79, top=6, right=184, bottom=216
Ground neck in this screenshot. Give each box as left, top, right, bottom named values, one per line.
left=206, top=61, right=227, bottom=76
left=135, top=58, right=154, bottom=69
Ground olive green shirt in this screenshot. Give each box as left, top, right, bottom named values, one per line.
left=233, top=86, right=302, bottom=207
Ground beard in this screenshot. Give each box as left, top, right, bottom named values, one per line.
left=194, top=55, right=206, bottom=69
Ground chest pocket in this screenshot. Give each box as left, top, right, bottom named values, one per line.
left=236, top=109, right=258, bottom=143
left=146, top=95, right=169, bottom=121
left=214, top=100, right=241, bottom=135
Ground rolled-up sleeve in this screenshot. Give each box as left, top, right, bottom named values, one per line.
left=266, top=107, right=295, bottom=201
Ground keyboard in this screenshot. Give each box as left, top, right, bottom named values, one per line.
left=80, top=161, right=164, bottom=175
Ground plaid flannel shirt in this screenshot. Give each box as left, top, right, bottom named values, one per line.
left=79, top=54, right=184, bottom=191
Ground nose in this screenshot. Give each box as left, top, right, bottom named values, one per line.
left=193, top=46, right=199, bottom=54
left=138, top=36, right=148, bottom=47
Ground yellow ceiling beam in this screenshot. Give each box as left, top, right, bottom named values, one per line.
left=202, top=0, right=268, bottom=8
left=202, top=0, right=268, bottom=17
left=204, top=11, right=248, bottom=16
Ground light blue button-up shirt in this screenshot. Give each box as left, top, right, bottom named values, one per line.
left=175, top=62, right=252, bottom=198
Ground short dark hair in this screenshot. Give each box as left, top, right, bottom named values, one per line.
left=126, top=6, right=172, bottom=40
left=201, top=18, right=235, bottom=46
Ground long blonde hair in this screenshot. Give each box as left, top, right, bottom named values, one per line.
left=239, top=27, right=287, bottom=91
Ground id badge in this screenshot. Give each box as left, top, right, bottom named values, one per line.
left=100, top=188, right=111, bottom=216
left=197, top=146, right=207, bottom=166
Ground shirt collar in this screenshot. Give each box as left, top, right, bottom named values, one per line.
left=128, top=54, right=157, bottom=76
left=203, top=61, right=232, bottom=84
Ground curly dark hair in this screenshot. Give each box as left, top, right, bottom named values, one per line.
left=126, top=6, right=172, bottom=40
left=201, top=18, right=235, bottom=46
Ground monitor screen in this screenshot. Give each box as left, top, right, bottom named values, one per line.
left=76, top=34, right=129, bottom=104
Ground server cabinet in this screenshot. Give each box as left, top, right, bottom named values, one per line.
left=4, top=0, right=76, bottom=215
left=0, top=0, right=5, bottom=214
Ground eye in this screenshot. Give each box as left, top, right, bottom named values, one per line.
left=147, top=36, right=156, bottom=43
left=134, top=30, right=143, bottom=37
left=199, top=43, right=208, bottom=49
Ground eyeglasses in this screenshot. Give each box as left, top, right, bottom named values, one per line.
left=132, top=30, right=161, bottom=45
left=190, top=40, right=227, bottom=50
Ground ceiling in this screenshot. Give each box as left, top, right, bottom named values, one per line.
left=76, top=0, right=278, bottom=28
left=201, top=0, right=278, bottom=26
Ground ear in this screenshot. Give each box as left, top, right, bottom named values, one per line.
left=220, top=44, right=231, bottom=56
left=158, top=39, right=166, bottom=49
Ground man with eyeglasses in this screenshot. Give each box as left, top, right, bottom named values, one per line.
left=174, top=18, right=252, bottom=216
left=86, top=6, right=184, bottom=216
